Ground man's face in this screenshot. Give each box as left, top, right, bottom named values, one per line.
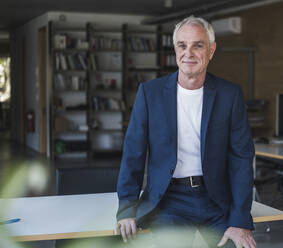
left=174, top=24, right=216, bottom=78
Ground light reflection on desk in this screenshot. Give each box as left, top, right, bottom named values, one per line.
left=255, top=144, right=283, bottom=160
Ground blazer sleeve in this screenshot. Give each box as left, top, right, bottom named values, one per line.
left=116, top=83, right=148, bottom=221
left=228, top=85, right=255, bottom=230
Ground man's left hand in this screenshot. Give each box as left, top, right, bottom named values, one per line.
left=217, top=227, right=256, bottom=248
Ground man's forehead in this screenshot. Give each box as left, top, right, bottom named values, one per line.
left=176, top=24, right=209, bottom=41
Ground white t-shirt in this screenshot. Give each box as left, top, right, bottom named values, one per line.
left=173, top=83, right=203, bottom=178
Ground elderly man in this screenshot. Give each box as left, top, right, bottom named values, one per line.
left=116, top=16, right=256, bottom=248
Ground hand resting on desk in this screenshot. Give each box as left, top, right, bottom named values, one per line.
left=116, top=218, right=137, bottom=243
left=218, top=227, right=256, bottom=248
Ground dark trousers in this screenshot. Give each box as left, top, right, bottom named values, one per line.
left=144, top=183, right=235, bottom=248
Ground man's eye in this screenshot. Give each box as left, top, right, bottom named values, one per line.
left=195, top=44, right=203, bottom=48
left=178, top=45, right=186, bottom=49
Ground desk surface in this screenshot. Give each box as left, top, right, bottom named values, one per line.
left=1, top=193, right=283, bottom=242
left=255, top=143, right=283, bottom=160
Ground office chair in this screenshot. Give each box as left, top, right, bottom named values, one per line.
left=255, top=156, right=283, bottom=205
left=55, top=166, right=121, bottom=248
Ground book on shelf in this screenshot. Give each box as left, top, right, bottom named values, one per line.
left=54, top=34, right=89, bottom=50
left=70, top=76, right=79, bottom=90
left=55, top=53, right=88, bottom=71
left=111, top=39, right=122, bottom=50
left=75, top=39, right=89, bottom=50
left=55, top=74, right=86, bottom=91
left=90, top=54, right=99, bottom=71
left=77, top=54, right=87, bottom=70
left=59, top=53, right=68, bottom=70
left=91, top=36, right=122, bottom=50
left=161, top=34, right=173, bottom=50
left=67, top=55, right=75, bottom=70
left=92, top=96, right=125, bottom=111
left=55, top=74, right=65, bottom=90
left=128, top=37, right=155, bottom=52
left=55, top=52, right=60, bottom=70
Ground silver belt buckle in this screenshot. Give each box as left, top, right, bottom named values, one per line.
left=189, top=177, right=200, bottom=188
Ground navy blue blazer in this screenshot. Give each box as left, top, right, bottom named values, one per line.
left=117, top=71, right=255, bottom=230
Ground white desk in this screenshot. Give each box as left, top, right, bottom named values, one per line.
left=255, top=143, right=283, bottom=160
left=1, top=193, right=283, bottom=242
left=0, top=193, right=118, bottom=242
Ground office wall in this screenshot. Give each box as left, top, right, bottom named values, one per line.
left=10, top=11, right=151, bottom=156
left=208, top=2, right=283, bottom=137
left=10, top=13, right=49, bottom=151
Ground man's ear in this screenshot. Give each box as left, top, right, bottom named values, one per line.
left=209, top=42, right=217, bottom=60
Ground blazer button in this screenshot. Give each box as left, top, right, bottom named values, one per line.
left=170, top=168, right=174, bottom=175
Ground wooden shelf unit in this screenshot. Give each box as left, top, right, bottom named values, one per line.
left=49, top=21, right=176, bottom=162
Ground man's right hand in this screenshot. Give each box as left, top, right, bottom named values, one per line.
left=115, top=218, right=137, bottom=243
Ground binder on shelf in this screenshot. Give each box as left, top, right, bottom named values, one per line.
left=55, top=53, right=60, bottom=70
left=59, top=54, right=68, bottom=70
left=67, top=55, right=75, bottom=70
left=90, top=54, right=99, bottom=71
left=77, top=54, right=87, bottom=70
left=55, top=74, right=66, bottom=90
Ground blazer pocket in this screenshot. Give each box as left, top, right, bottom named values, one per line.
left=208, top=119, right=229, bottom=130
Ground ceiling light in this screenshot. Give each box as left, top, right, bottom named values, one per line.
left=164, top=0, right=173, bottom=8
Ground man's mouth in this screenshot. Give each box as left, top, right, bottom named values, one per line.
left=182, top=61, right=197, bottom=65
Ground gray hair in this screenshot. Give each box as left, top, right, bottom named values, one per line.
left=173, top=15, right=215, bottom=46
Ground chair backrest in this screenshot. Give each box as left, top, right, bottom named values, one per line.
left=56, top=167, right=120, bottom=195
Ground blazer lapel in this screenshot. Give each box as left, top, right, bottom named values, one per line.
left=201, top=74, right=216, bottom=165
left=163, top=71, right=178, bottom=156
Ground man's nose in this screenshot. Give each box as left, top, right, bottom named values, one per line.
left=184, top=46, right=194, bottom=56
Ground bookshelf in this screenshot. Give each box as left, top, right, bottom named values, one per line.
left=122, top=24, right=160, bottom=128
left=49, top=21, right=176, bottom=161
left=87, top=24, right=124, bottom=158
left=157, top=29, right=177, bottom=76
left=50, top=22, right=89, bottom=160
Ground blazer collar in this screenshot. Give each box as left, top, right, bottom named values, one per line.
left=165, top=70, right=178, bottom=89
left=201, top=73, right=217, bottom=164
left=163, top=71, right=178, bottom=159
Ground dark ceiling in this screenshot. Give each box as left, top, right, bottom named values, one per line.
left=0, top=0, right=278, bottom=30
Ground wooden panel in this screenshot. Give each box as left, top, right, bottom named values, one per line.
left=209, top=2, right=283, bottom=137
left=208, top=52, right=250, bottom=99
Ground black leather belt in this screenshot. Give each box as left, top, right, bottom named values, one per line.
left=171, top=176, right=204, bottom=188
